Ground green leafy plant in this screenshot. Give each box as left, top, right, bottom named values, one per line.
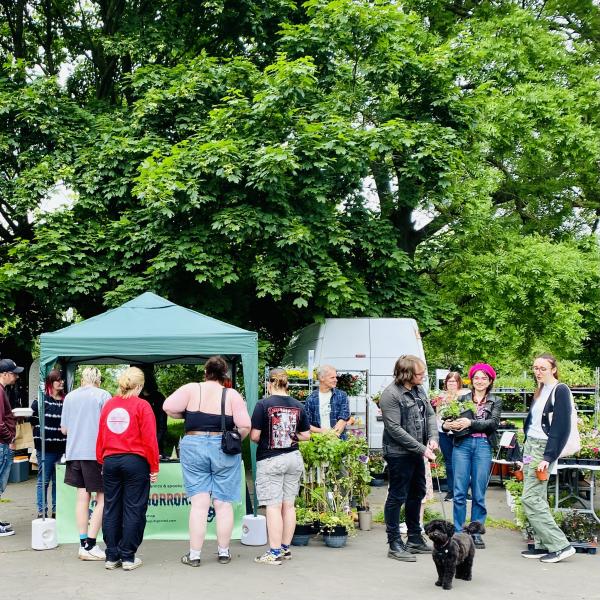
left=299, top=431, right=370, bottom=521
left=439, top=398, right=477, bottom=420
left=318, top=511, right=355, bottom=532
left=295, top=507, right=318, bottom=526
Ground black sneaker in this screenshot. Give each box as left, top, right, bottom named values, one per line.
left=521, top=548, right=548, bottom=559
left=471, top=534, right=485, bottom=549
left=0, top=524, right=15, bottom=537
left=281, top=548, right=292, bottom=560
left=217, top=551, right=231, bottom=564
left=444, top=493, right=453, bottom=501
left=0, top=520, right=11, bottom=527
left=407, top=536, right=433, bottom=554
left=539, top=546, right=576, bottom=563
left=388, top=540, right=417, bottom=562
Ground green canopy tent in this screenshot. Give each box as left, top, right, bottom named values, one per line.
left=37, top=291, right=259, bottom=514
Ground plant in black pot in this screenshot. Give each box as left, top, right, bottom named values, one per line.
left=292, top=507, right=318, bottom=546
left=439, top=398, right=477, bottom=439
left=319, top=511, right=355, bottom=548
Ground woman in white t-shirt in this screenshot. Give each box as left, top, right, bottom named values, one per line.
left=519, top=353, right=575, bottom=564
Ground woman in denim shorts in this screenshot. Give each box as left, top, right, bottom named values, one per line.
left=163, top=356, right=250, bottom=566
left=250, top=369, right=311, bottom=565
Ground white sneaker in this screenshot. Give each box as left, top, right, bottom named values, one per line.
left=122, top=557, right=143, bottom=571
left=399, top=522, right=408, bottom=535
left=105, top=559, right=122, bottom=570
left=78, top=545, right=106, bottom=561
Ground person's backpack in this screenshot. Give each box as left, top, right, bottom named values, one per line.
left=548, top=383, right=581, bottom=458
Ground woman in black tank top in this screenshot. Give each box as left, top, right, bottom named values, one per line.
left=163, top=356, right=251, bottom=567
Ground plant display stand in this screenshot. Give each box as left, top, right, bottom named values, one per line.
left=554, top=463, right=600, bottom=525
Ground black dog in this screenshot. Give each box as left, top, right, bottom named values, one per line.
left=424, top=520, right=484, bottom=590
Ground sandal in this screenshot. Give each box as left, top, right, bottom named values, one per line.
left=181, top=553, right=201, bottom=567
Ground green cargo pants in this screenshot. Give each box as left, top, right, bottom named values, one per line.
left=521, top=438, right=569, bottom=553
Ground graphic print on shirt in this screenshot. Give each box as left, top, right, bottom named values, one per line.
left=107, top=407, right=130, bottom=434
left=268, top=406, right=301, bottom=449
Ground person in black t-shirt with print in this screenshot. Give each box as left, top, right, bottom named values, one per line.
left=250, top=368, right=310, bottom=565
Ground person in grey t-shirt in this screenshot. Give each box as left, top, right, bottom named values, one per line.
left=60, top=367, right=111, bottom=561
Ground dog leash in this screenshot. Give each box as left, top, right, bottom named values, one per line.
left=431, top=451, right=447, bottom=520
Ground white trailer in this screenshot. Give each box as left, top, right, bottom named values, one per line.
left=282, top=318, right=428, bottom=449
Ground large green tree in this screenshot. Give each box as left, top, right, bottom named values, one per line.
left=1, top=0, right=599, bottom=374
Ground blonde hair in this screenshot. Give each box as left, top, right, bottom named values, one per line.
left=269, top=368, right=289, bottom=391
left=81, top=367, right=102, bottom=387
left=118, top=367, right=145, bottom=397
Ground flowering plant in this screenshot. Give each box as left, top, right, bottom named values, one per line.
left=368, top=453, right=385, bottom=476
left=336, top=372, right=366, bottom=396
left=288, top=387, right=309, bottom=401
left=577, top=445, right=600, bottom=460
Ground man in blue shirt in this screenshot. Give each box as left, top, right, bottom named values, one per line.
left=304, top=365, right=350, bottom=437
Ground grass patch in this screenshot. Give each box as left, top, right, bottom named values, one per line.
left=485, top=517, right=520, bottom=531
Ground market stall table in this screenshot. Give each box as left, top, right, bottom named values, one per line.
left=55, top=462, right=246, bottom=543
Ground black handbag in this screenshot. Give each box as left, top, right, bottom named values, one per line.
left=220, top=387, right=242, bottom=455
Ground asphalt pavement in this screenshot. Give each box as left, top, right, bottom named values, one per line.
left=1, top=476, right=597, bottom=600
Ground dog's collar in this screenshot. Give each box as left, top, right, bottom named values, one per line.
left=437, top=539, right=451, bottom=553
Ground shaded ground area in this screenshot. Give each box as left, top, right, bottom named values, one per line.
left=1, top=476, right=597, bottom=600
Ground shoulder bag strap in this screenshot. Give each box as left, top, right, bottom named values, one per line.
left=197, top=382, right=202, bottom=411
left=220, top=387, right=228, bottom=432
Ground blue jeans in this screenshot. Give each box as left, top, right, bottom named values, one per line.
left=452, top=436, right=492, bottom=532
left=36, top=451, right=62, bottom=514
left=0, top=443, right=14, bottom=496
left=438, top=431, right=454, bottom=496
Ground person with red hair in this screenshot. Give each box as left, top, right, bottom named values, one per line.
left=442, top=363, right=502, bottom=548
left=31, top=369, right=67, bottom=518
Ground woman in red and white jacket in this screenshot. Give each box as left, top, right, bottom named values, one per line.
left=96, top=367, right=159, bottom=571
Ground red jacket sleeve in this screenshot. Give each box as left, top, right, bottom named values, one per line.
left=140, top=401, right=159, bottom=473
left=96, top=405, right=107, bottom=464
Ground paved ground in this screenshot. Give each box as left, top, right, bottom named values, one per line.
left=1, top=476, right=597, bottom=600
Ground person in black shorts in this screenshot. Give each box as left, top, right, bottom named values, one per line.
left=61, top=367, right=111, bottom=560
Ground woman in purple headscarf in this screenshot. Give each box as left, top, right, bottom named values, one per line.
left=442, top=363, right=502, bottom=548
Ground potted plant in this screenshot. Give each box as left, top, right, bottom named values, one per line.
left=558, top=511, right=599, bottom=551
left=292, top=507, right=318, bottom=546
left=319, top=511, right=355, bottom=547
left=335, top=372, right=366, bottom=396
left=439, top=398, right=477, bottom=438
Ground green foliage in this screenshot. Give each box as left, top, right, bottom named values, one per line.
left=1, top=0, right=600, bottom=384
left=556, top=511, right=599, bottom=542
left=439, top=399, right=477, bottom=420
left=299, top=432, right=370, bottom=515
